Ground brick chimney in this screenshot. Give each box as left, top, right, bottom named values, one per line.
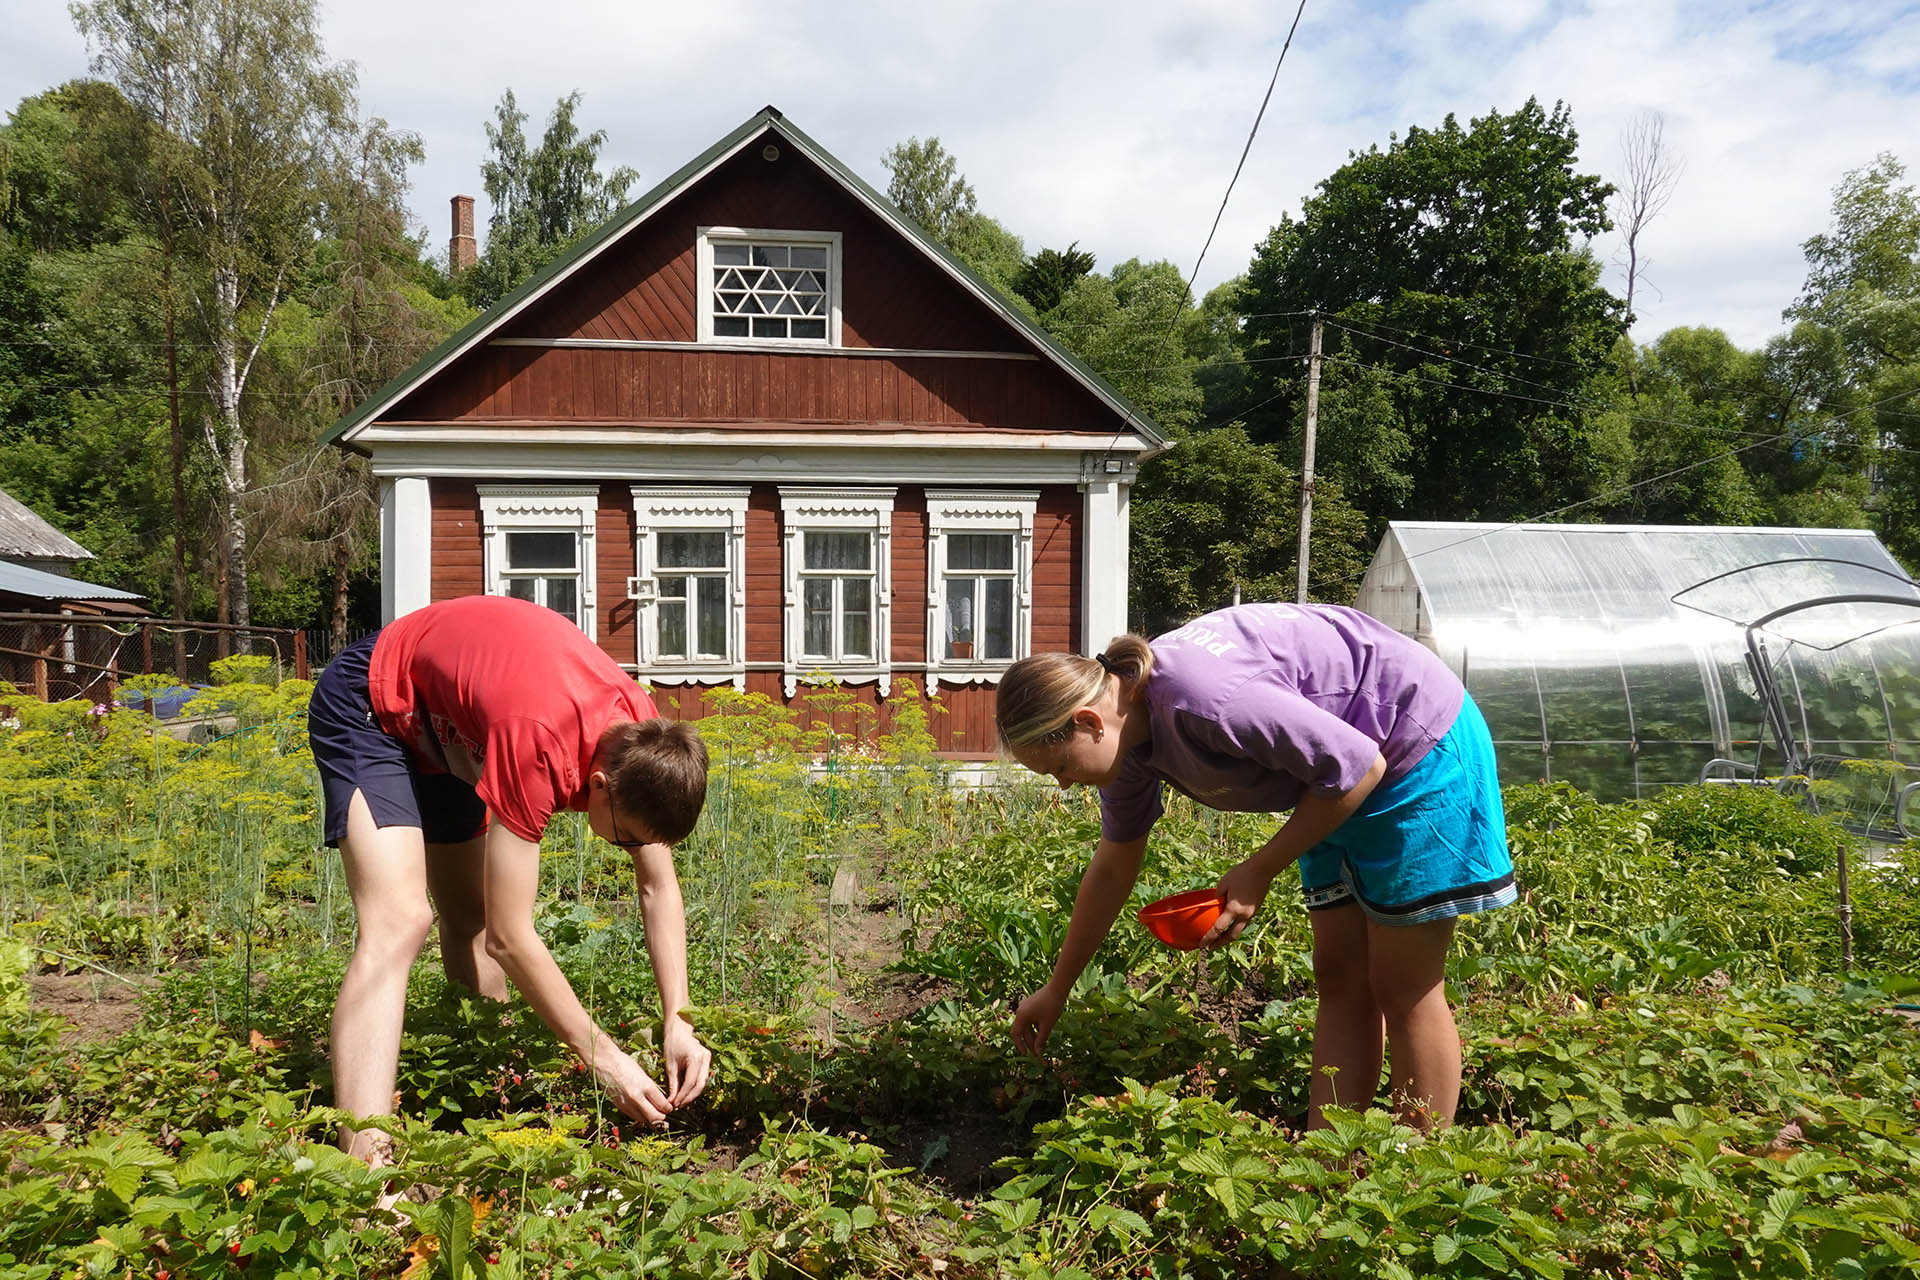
left=450, top=194, right=477, bottom=274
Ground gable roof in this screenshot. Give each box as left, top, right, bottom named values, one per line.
left=323, top=106, right=1168, bottom=452
left=0, top=490, right=92, bottom=562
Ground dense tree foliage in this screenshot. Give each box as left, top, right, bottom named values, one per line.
left=2, top=65, right=1910, bottom=639
left=0, top=1, right=460, bottom=629
left=465, top=90, right=636, bottom=308
left=1130, top=425, right=1368, bottom=631
left=1237, top=99, right=1628, bottom=529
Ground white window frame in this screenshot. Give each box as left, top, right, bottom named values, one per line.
left=628, top=486, right=750, bottom=690
left=696, top=226, right=843, bottom=347
left=925, top=490, right=1038, bottom=689
left=478, top=485, right=599, bottom=640
left=779, top=486, right=893, bottom=696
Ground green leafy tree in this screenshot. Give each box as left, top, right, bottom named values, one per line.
left=1603, top=328, right=1765, bottom=526
left=74, top=0, right=358, bottom=636
left=1129, top=425, right=1368, bottom=631
left=881, top=136, right=976, bottom=242
left=1049, top=258, right=1202, bottom=433
left=251, top=117, right=470, bottom=642
left=0, top=82, right=178, bottom=597
left=1776, top=154, right=1920, bottom=559
left=1238, top=98, right=1627, bottom=527
left=1014, top=243, right=1095, bottom=317
left=466, top=90, right=638, bottom=308
left=880, top=135, right=1029, bottom=300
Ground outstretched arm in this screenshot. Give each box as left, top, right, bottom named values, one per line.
left=1201, top=751, right=1387, bottom=947
left=1012, top=832, right=1150, bottom=1056
left=630, top=840, right=711, bottom=1107
left=481, top=820, right=673, bottom=1126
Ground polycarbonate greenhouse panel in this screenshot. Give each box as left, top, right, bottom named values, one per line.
left=1355, top=523, right=1920, bottom=801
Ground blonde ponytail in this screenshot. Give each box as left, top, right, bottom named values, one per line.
left=995, top=634, right=1155, bottom=750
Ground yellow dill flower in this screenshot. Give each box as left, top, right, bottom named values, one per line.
left=487, top=1126, right=571, bottom=1149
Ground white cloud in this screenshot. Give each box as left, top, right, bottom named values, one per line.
left=5, top=0, right=1920, bottom=354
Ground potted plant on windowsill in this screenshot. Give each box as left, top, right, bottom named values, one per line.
left=950, top=641, right=974, bottom=659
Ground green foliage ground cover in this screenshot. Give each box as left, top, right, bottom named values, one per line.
left=1, top=679, right=1918, bottom=1278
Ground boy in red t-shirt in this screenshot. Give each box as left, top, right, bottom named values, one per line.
left=308, top=594, right=710, bottom=1162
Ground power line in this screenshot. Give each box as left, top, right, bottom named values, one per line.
left=1326, top=310, right=1619, bottom=375
left=1181, top=0, right=1310, bottom=312
left=1320, top=318, right=1606, bottom=400
left=1099, top=0, right=1310, bottom=461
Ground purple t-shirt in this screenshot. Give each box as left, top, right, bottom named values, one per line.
left=1099, top=603, right=1465, bottom=843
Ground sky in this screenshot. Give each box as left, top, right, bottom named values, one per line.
left=6, top=0, right=1920, bottom=350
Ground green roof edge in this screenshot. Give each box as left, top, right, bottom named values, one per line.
left=321, top=105, right=1168, bottom=452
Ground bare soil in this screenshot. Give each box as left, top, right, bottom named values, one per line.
left=28, top=971, right=153, bottom=1044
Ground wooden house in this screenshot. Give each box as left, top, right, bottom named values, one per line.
left=323, top=107, right=1167, bottom=753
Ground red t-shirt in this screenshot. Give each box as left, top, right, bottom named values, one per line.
left=366, top=595, right=657, bottom=842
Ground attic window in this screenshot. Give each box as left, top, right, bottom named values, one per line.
left=697, top=227, right=841, bottom=345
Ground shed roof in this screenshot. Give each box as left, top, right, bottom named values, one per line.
left=0, top=559, right=144, bottom=603
left=0, top=490, right=92, bottom=562
left=322, top=106, right=1168, bottom=453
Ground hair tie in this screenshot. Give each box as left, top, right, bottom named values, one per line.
left=1094, top=652, right=1115, bottom=674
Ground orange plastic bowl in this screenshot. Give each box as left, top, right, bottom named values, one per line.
left=1136, top=888, right=1222, bottom=951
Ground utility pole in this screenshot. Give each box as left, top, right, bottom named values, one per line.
left=1296, top=313, right=1323, bottom=603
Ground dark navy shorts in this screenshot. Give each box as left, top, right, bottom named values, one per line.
left=308, top=632, right=488, bottom=847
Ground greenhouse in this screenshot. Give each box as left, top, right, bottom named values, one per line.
left=1353, top=522, right=1920, bottom=804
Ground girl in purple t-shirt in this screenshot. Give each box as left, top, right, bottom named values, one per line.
left=996, top=602, right=1515, bottom=1131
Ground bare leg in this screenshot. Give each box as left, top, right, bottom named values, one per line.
left=1307, top=903, right=1382, bottom=1128
left=1368, top=915, right=1459, bottom=1131
left=425, top=836, right=506, bottom=1000
left=331, top=790, right=434, bottom=1164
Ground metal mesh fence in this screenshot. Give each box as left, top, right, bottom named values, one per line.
left=0, top=613, right=308, bottom=705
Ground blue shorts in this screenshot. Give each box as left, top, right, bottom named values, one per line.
left=307, top=633, right=488, bottom=847
left=1297, top=693, right=1516, bottom=926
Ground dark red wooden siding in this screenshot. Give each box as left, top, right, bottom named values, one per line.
left=891, top=490, right=927, bottom=665
left=596, top=484, right=637, bottom=667
left=431, top=481, right=482, bottom=601
left=424, top=480, right=1079, bottom=755
left=388, top=346, right=1113, bottom=432
left=507, top=141, right=1017, bottom=352
left=384, top=133, right=1125, bottom=434
left=744, top=486, right=784, bottom=663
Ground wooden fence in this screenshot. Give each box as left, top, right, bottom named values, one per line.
left=0, top=613, right=308, bottom=705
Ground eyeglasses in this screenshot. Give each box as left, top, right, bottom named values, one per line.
left=607, top=815, right=656, bottom=849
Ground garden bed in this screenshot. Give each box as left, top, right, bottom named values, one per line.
left=2, top=687, right=1918, bottom=1278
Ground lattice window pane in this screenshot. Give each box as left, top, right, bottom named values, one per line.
left=711, top=238, right=832, bottom=342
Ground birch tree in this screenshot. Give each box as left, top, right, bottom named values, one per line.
left=74, top=0, right=353, bottom=637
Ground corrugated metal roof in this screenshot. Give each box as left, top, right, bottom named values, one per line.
left=0, top=558, right=144, bottom=601
left=0, top=490, right=92, bottom=561
left=321, top=106, right=1168, bottom=455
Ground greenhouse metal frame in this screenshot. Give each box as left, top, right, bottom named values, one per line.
left=1354, top=522, right=1920, bottom=805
